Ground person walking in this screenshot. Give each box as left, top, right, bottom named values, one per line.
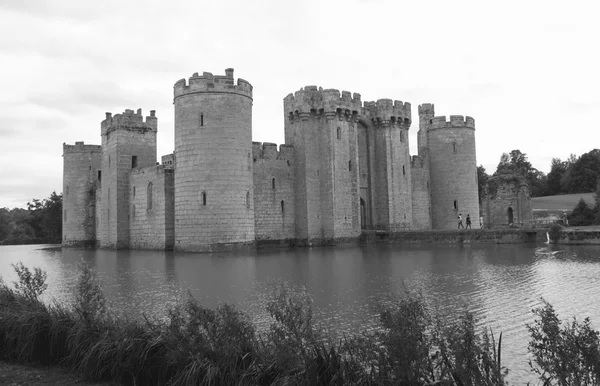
left=458, top=214, right=464, bottom=229
left=466, top=214, right=472, bottom=229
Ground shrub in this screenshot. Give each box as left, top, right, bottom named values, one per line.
left=11, top=262, right=47, bottom=301
left=569, top=198, right=595, bottom=226
left=74, top=261, right=106, bottom=324
left=527, top=299, right=600, bottom=385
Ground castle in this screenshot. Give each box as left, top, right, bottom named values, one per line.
left=62, top=68, right=480, bottom=252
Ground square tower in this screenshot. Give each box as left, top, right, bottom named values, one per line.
left=98, top=109, right=157, bottom=248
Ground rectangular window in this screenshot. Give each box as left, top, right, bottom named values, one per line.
left=132, top=156, right=138, bottom=168
left=98, top=170, right=102, bottom=181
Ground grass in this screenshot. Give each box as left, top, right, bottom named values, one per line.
left=1, top=263, right=599, bottom=385
left=532, top=193, right=595, bottom=211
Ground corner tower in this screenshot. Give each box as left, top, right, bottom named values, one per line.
left=425, top=110, right=479, bottom=229
left=62, top=142, right=101, bottom=247
left=173, top=68, right=255, bottom=252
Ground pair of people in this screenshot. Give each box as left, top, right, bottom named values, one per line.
left=458, top=214, right=472, bottom=229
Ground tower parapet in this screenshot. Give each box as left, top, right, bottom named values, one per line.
left=284, top=87, right=411, bottom=126
left=284, top=86, right=362, bottom=118
left=430, top=115, right=475, bottom=130
left=252, top=142, right=294, bottom=161
left=418, top=103, right=435, bottom=116
left=174, top=68, right=253, bottom=100
left=63, top=142, right=101, bottom=155
left=101, top=109, right=157, bottom=135
left=363, top=99, right=411, bottom=126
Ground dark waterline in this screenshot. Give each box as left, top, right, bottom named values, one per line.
left=2, top=243, right=600, bottom=383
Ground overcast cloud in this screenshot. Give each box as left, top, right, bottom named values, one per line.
left=1, top=0, right=599, bottom=208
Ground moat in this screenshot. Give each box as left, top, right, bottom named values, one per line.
left=2, top=243, right=600, bottom=383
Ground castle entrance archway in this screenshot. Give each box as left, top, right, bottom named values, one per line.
left=507, top=207, right=514, bottom=225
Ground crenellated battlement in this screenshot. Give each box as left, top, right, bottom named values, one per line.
left=101, top=108, right=157, bottom=135
left=418, top=103, right=435, bottom=116
left=174, top=68, right=253, bottom=100
left=284, top=86, right=362, bottom=117
left=161, top=153, right=174, bottom=168
left=63, top=141, right=101, bottom=155
left=252, top=142, right=294, bottom=161
left=284, top=86, right=411, bottom=125
left=429, top=115, right=475, bottom=130
left=363, top=99, right=411, bottom=125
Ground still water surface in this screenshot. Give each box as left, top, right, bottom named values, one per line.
left=2, top=243, right=600, bottom=384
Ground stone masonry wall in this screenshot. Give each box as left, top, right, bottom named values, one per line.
left=483, top=176, right=533, bottom=228
left=252, top=142, right=295, bottom=240
left=410, top=155, right=432, bottom=230
left=427, top=116, right=479, bottom=230
left=129, top=165, right=174, bottom=249
left=62, top=142, right=101, bottom=246
left=357, top=122, right=373, bottom=228
left=173, top=69, right=255, bottom=251
left=98, top=109, right=157, bottom=249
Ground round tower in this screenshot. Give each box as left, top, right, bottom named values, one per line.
left=173, top=68, right=254, bottom=251
left=62, top=142, right=101, bottom=247
left=427, top=115, right=479, bottom=229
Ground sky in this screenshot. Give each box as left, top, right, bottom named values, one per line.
left=1, top=0, right=599, bottom=208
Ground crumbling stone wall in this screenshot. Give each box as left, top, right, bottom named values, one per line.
left=252, top=142, right=295, bottom=240
left=129, top=165, right=174, bottom=249
left=483, top=174, right=533, bottom=228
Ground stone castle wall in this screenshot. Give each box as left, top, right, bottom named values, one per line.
left=62, top=142, right=101, bottom=247
left=410, top=155, right=431, bottom=230
left=425, top=111, right=479, bottom=229
left=252, top=142, right=296, bottom=240
left=98, top=109, right=157, bottom=249
left=173, top=70, right=255, bottom=251
left=129, top=165, right=174, bottom=249
left=62, top=68, right=481, bottom=251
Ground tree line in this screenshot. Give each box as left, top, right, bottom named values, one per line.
left=0, top=192, right=62, bottom=245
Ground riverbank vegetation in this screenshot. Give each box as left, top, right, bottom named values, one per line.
left=0, top=192, right=62, bottom=245
left=1, top=263, right=600, bottom=385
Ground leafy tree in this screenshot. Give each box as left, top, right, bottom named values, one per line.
left=565, top=149, right=600, bottom=193
left=477, top=165, right=489, bottom=204
left=569, top=198, right=595, bottom=226
left=0, top=192, right=62, bottom=245
left=547, top=158, right=567, bottom=195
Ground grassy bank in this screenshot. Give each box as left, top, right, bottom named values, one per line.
left=1, top=263, right=599, bottom=385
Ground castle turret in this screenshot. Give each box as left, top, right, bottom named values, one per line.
left=62, top=142, right=101, bottom=247
left=284, top=87, right=363, bottom=240
left=425, top=111, right=479, bottom=229
left=363, top=99, right=412, bottom=230
left=98, top=109, right=157, bottom=248
left=173, top=69, right=254, bottom=251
